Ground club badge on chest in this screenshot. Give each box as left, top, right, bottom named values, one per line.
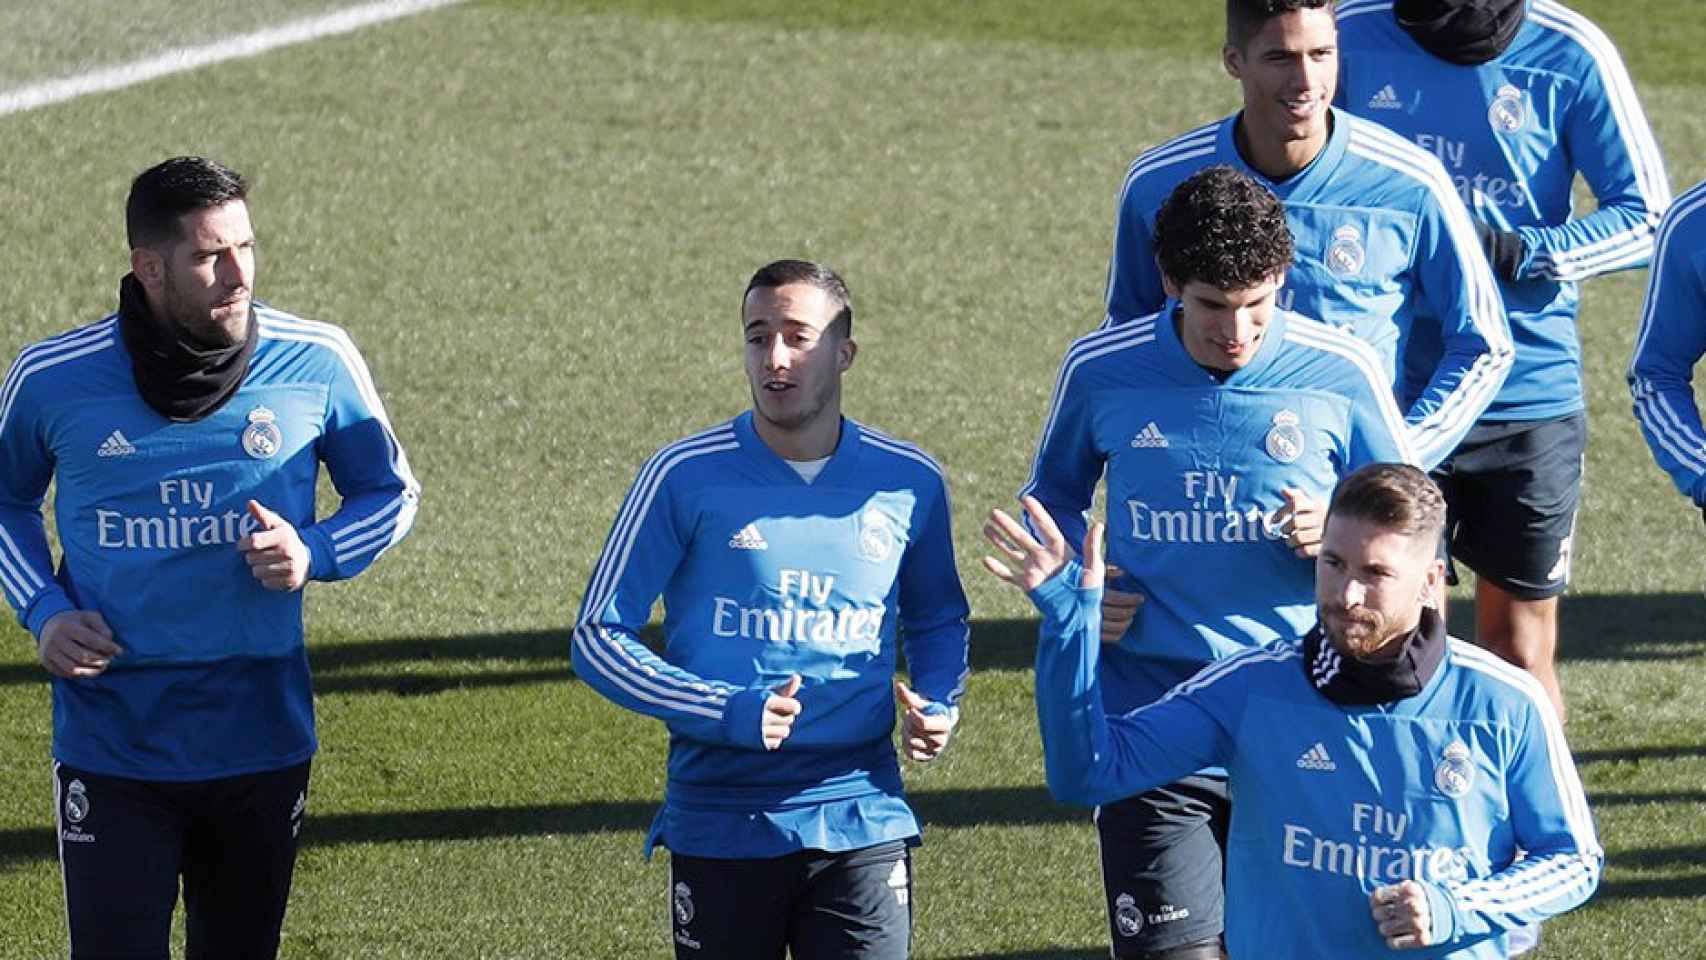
left=242, top=405, right=283, bottom=460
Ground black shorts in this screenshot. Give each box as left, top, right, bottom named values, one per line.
left=54, top=760, right=310, bottom=960
left=1095, top=775, right=1229, bottom=956
left=669, top=840, right=911, bottom=960
left=1432, top=412, right=1586, bottom=601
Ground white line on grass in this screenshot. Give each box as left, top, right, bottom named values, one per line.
left=0, top=0, right=465, bottom=118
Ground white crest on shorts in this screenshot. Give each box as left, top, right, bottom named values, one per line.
left=1113, top=892, right=1145, bottom=938
left=672, top=881, right=695, bottom=926
left=887, top=859, right=910, bottom=906
left=1489, top=83, right=1527, bottom=134
left=857, top=508, right=895, bottom=563
left=242, top=405, right=283, bottom=460
left=1266, top=410, right=1305, bottom=464
left=64, top=779, right=90, bottom=824
left=1435, top=740, right=1475, bottom=798
left=1326, top=224, right=1366, bottom=277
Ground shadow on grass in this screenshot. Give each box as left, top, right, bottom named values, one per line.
left=0, top=785, right=1077, bottom=868
left=1, top=589, right=1698, bottom=690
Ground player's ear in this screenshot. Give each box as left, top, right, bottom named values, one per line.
left=131, top=246, right=165, bottom=293
left=1222, top=43, right=1243, bottom=80
left=837, top=337, right=857, bottom=373
left=1160, top=271, right=1183, bottom=301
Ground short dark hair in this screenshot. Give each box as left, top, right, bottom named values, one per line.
left=743, top=259, right=854, bottom=339
left=1154, top=165, right=1295, bottom=292
left=126, top=156, right=249, bottom=250
left=1327, top=463, right=1447, bottom=545
left=1226, top=0, right=1334, bottom=49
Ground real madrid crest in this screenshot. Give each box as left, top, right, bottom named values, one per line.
left=1266, top=410, right=1305, bottom=464
left=242, top=405, right=283, bottom=460
left=672, top=881, right=695, bottom=925
left=65, top=779, right=90, bottom=824
left=1488, top=83, right=1526, bottom=134
left=1326, top=224, right=1366, bottom=277
left=1113, top=893, right=1145, bottom=938
left=857, top=508, right=895, bottom=563
left=1435, top=740, right=1475, bottom=798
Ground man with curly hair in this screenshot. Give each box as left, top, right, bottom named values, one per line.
left=1020, top=165, right=1418, bottom=959
left=1104, top=0, right=1510, bottom=472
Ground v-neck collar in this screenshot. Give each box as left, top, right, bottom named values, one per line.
left=1156, top=298, right=1289, bottom=385
left=1218, top=106, right=1348, bottom=199
left=734, top=410, right=860, bottom=486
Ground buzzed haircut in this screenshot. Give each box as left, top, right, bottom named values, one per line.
left=1327, top=463, right=1448, bottom=545
left=126, top=156, right=249, bottom=251
left=1226, top=0, right=1334, bottom=49
left=743, top=259, right=854, bottom=339
left=1154, top=165, right=1295, bottom=293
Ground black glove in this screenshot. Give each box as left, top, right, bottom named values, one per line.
left=1473, top=218, right=1526, bottom=282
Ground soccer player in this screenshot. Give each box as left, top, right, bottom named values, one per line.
left=1020, top=165, right=1416, bottom=959
left=1630, top=180, right=1706, bottom=517
left=986, top=463, right=1600, bottom=959
left=571, top=259, right=970, bottom=960
left=1104, top=0, right=1511, bottom=471
left=1335, top=0, right=1673, bottom=726
left=0, top=156, right=420, bottom=958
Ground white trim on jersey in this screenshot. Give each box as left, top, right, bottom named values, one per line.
left=0, top=320, right=120, bottom=607
left=1019, top=318, right=1158, bottom=504
left=257, top=310, right=420, bottom=570
left=1282, top=316, right=1423, bottom=466
left=1629, top=184, right=1706, bottom=373
left=573, top=425, right=743, bottom=715
left=1102, top=122, right=1220, bottom=326
left=1448, top=640, right=1600, bottom=856
left=858, top=425, right=947, bottom=480
left=1343, top=119, right=1512, bottom=459
left=256, top=309, right=420, bottom=489
left=1137, top=646, right=1300, bottom=715
left=1451, top=852, right=1599, bottom=914
left=1531, top=0, right=1672, bottom=217
left=0, top=319, right=117, bottom=439
left=1332, top=0, right=1389, bottom=20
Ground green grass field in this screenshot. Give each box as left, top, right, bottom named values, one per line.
left=1, top=1, right=1704, bottom=956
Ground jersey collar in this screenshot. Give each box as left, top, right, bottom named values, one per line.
left=734, top=410, right=861, bottom=486
left=1218, top=106, right=1349, bottom=200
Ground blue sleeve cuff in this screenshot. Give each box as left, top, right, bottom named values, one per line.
left=1423, top=881, right=1458, bottom=946
left=717, top=687, right=772, bottom=750
left=300, top=525, right=337, bottom=581
left=23, top=589, right=76, bottom=641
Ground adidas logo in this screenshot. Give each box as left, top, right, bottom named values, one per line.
left=95, top=430, right=137, bottom=458
left=1130, top=422, right=1169, bottom=449
left=728, top=523, right=768, bottom=551
left=1367, top=84, right=1403, bottom=111
left=1297, top=742, right=1337, bottom=772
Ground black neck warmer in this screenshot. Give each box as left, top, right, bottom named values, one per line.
left=1303, top=606, right=1447, bottom=705
left=116, top=273, right=256, bottom=422
left=1395, top=0, right=1526, bottom=65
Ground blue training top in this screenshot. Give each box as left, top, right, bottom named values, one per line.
left=572, top=412, right=970, bottom=859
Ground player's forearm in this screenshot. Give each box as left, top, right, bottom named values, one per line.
left=1518, top=203, right=1661, bottom=282
left=899, top=619, right=969, bottom=709
left=1403, top=342, right=1511, bottom=470
left=570, top=621, right=766, bottom=745
left=1629, top=380, right=1706, bottom=504
left=1436, top=849, right=1602, bottom=943
left=0, top=508, right=72, bottom=636
left=299, top=484, right=419, bottom=581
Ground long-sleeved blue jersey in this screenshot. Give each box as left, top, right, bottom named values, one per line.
left=1338, top=0, right=1672, bottom=421
left=0, top=305, right=419, bottom=780
left=1102, top=107, right=1511, bottom=469
left=1020, top=307, right=1415, bottom=712
left=1629, top=180, right=1706, bottom=503
left=571, top=412, right=970, bottom=859
left=1029, top=569, right=1600, bottom=959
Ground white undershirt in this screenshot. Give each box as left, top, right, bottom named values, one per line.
left=786, top=456, right=832, bottom=483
